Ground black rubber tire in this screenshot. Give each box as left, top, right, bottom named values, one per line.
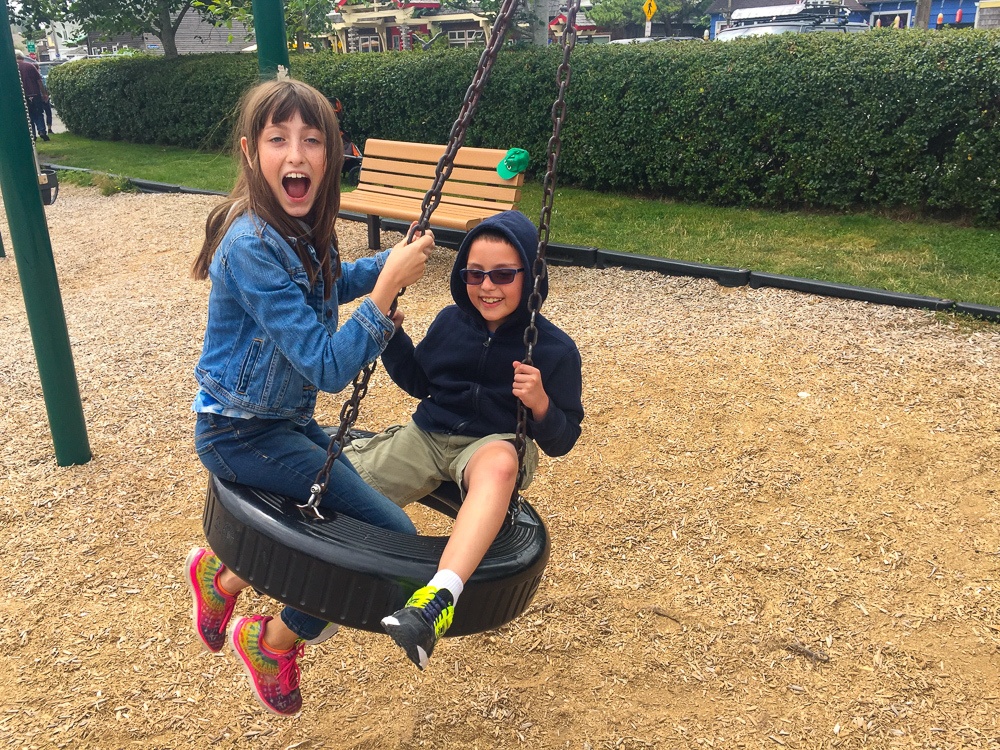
left=202, top=474, right=549, bottom=637
left=343, top=165, right=362, bottom=186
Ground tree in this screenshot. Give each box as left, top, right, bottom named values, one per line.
left=914, top=0, right=931, bottom=29
left=9, top=0, right=208, bottom=57
left=589, top=0, right=712, bottom=35
left=449, top=0, right=540, bottom=43
left=190, top=0, right=336, bottom=53
left=588, top=0, right=646, bottom=29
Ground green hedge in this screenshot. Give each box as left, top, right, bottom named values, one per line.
left=47, top=54, right=256, bottom=149
left=46, top=31, right=1000, bottom=223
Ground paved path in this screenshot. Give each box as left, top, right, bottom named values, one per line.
left=48, top=105, right=65, bottom=135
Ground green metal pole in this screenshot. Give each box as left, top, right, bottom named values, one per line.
left=252, top=0, right=291, bottom=80
left=0, top=12, right=91, bottom=466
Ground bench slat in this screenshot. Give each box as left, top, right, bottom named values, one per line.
left=340, top=196, right=504, bottom=221
left=340, top=194, right=509, bottom=229
left=341, top=196, right=506, bottom=222
left=343, top=184, right=520, bottom=213
left=362, top=139, right=511, bottom=171
left=357, top=168, right=520, bottom=203
left=340, top=199, right=501, bottom=230
left=359, top=156, right=516, bottom=188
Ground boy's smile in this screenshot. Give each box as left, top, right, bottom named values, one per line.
left=243, top=112, right=326, bottom=218
left=464, top=237, right=524, bottom=332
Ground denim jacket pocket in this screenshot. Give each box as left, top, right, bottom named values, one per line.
left=289, top=266, right=312, bottom=293
left=236, top=338, right=264, bottom=395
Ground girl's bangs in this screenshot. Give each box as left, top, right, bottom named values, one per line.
left=264, top=86, right=326, bottom=131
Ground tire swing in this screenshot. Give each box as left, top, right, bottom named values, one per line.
left=202, top=0, right=584, bottom=637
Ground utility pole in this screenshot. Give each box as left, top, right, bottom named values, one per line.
left=531, top=0, right=550, bottom=45
left=914, top=0, right=931, bottom=28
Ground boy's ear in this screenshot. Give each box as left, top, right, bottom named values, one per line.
left=240, top=136, right=253, bottom=169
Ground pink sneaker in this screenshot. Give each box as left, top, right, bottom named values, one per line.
left=184, top=547, right=238, bottom=652
left=230, top=615, right=304, bottom=716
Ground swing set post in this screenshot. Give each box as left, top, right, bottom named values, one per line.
left=251, top=0, right=291, bottom=80
left=0, top=12, right=92, bottom=466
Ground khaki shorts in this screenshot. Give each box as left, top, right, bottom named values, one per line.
left=343, top=421, right=539, bottom=508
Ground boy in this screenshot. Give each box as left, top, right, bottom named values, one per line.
left=344, top=210, right=584, bottom=670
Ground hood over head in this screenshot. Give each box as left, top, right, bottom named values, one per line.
left=450, top=210, right=546, bottom=327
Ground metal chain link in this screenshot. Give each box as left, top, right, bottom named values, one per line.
left=298, top=363, right=376, bottom=519
left=411, top=0, right=522, bottom=239
left=298, top=0, right=522, bottom=519
left=510, top=0, right=582, bottom=521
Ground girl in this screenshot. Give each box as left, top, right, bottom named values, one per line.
left=184, top=79, right=434, bottom=717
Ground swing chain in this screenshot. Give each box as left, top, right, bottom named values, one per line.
left=511, top=0, right=582, bottom=522
left=303, top=0, right=520, bottom=521
left=411, top=0, right=522, bottom=239
left=298, top=361, right=377, bottom=520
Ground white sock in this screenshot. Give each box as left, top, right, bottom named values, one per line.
left=428, top=569, right=464, bottom=605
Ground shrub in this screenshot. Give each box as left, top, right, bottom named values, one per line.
left=46, top=31, right=1000, bottom=224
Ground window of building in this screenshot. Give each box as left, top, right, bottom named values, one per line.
left=870, top=10, right=911, bottom=27
left=390, top=32, right=415, bottom=50
left=356, top=34, right=382, bottom=52
left=448, top=29, right=485, bottom=47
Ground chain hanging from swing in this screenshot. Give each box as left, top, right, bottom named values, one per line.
left=302, top=0, right=584, bottom=521
left=510, top=0, right=583, bottom=521
left=299, top=0, right=524, bottom=519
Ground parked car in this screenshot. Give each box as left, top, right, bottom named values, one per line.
left=37, top=60, right=66, bottom=85
left=716, top=19, right=869, bottom=39
left=715, top=1, right=869, bottom=40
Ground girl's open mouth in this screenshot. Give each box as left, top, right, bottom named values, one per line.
left=283, top=173, right=311, bottom=200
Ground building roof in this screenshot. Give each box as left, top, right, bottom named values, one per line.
left=548, top=11, right=598, bottom=30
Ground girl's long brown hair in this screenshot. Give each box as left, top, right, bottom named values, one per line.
left=191, top=79, right=345, bottom=297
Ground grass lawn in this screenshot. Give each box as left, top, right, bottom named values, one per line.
left=35, top=134, right=1000, bottom=308
left=39, top=133, right=237, bottom=193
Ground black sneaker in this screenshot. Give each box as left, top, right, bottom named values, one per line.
left=381, top=586, right=454, bottom=670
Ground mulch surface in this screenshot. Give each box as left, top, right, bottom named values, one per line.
left=1, top=185, right=998, bottom=749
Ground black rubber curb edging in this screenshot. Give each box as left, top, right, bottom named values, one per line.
left=951, top=302, right=1000, bottom=321
left=42, top=163, right=228, bottom=197
left=749, top=272, right=956, bottom=311
left=379, top=219, right=752, bottom=287
left=373, top=217, right=1000, bottom=321
left=47, top=167, right=1000, bottom=323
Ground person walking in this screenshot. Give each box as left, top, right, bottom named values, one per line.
left=15, top=51, right=49, bottom=141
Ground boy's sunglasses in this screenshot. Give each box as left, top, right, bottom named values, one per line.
left=459, top=268, right=525, bottom=285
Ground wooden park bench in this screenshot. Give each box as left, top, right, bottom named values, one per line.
left=339, top=139, right=524, bottom=250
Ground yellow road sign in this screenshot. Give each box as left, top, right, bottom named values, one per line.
left=643, top=0, right=657, bottom=20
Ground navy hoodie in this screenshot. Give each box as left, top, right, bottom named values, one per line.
left=380, top=211, right=583, bottom=457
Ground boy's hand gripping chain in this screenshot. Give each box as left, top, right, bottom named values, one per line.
left=510, top=0, right=582, bottom=523
left=298, top=0, right=521, bottom=520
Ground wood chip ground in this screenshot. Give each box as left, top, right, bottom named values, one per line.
left=1, top=185, right=998, bottom=749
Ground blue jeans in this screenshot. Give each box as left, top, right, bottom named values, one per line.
left=195, top=412, right=416, bottom=640
left=25, top=96, right=47, bottom=139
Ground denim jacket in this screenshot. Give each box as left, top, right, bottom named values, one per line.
left=194, top=212, right=394, bottom=425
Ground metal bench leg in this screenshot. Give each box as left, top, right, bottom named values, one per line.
left=366, top=214, right=381, bottom=251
